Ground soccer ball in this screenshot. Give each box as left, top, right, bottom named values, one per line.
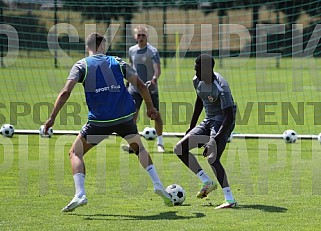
left=39, top=125, right=53, bottom=138
left=318, top=133, right=321, bottom=143
left=165, top=184, right=186, bottom=206
left=1, top=124, right=15, bottom=138
left=142, top=127, right=157, bottom=140
left=282, top=129, right=297, bottom=143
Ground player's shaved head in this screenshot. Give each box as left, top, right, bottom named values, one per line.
left=194, top=54, right=215, bottom=83
left=195, top=54, right=215, bottom=69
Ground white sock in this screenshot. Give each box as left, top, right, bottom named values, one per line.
left=157, top=135, right=164, bottom=146
left=223, top=187, right=234, bottom=201
left=145, top=164, right=163, bottom=188
left=73, top=173, right=86, bottom=197
left=196, top=170, right=211, bottom=183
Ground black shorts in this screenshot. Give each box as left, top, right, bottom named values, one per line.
left=189, top=107, right=236, bottom=144
left=80, top=120, right=138, bottom=145
left=131, top=92, right=159, bottom=111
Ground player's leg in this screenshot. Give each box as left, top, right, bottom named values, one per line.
left=61, top=134, right=93, bottom=212
left=62, top=124, right=108, bottom=212
left=173, top=133, right=206, bottom=174
left=122, top=93, right=142, bottom=153
left=207, top=118, right=237, bottom=208
left=150, top=93, right=165, bottom=152
left=118, top=120, right=172, bottom=206
left=173, top=121, right=218, bottom=198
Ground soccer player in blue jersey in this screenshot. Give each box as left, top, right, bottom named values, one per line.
left=122, top=25, right=165, bottom=153
left=43, top=33, right=172, bottom=212
left=173, top=54, right=237, bottom=209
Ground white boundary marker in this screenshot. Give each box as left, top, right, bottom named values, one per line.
left=13, top=130, right=319, bottom=140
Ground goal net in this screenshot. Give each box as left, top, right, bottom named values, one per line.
left=1, top=0, right=321, bottom=136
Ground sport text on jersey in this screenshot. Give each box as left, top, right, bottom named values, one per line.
left=95, top=84, right=121, bottom=93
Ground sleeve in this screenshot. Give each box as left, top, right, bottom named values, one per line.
left=67, top=59, right=86, bottom=83
left=151, top=49, right=161, bottom=64
left=128, top=48, right=133, bottom=64
left=192, top=76, right=199, bottom=90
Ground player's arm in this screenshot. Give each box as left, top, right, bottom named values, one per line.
left=202, top=105, right=234, bottom=158
left=151, top=51, right=161, bottom=85
left=214, top=106, right=234, bottom=140
left=44, top=79, right=77, bottom=131
left=214, top=86, right=235, bottom=140
left=118, top=56, right=158, bottom=119
left=128, top=49, right=134, bottom=67
left=128, top=74, right=158, bottom=119
left=44, top=60, right=84, bottom=132
left=186, top=95, right=203, bottom=134
left=125, top=57, right=132, bottom=88
left=152, top=62, right=161, bottom=83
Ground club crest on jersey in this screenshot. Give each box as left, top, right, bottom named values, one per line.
left=208, top=95, right=214, bottom=102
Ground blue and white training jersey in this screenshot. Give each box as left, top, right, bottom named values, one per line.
left=67, top=54, right=136, bottom=126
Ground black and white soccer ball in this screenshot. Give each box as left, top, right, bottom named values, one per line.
left=165, top=184, right=186, bottom=206
left=1, top=124, right=15, bottom=138
left=39, top=125, right=53, bottom=138
left=282, top=129, right=297, bottom=143
left=142, top=127, right=157, bottom=140
left=318, top=133, right=321, bottom=143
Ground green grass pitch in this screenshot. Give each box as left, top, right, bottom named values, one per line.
left=1, top=56, right=321, bottom=230
left=1, top=135, right=321, bottom=230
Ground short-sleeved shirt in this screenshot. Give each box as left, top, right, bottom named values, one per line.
left=193, top=72, right=235, bottom=119
left=128, top=43, right=160, bottom=93
left=67, top=55, right=136, bottom=83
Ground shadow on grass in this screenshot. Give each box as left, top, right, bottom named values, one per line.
left=69, top=211, right=205, bottom=221
left=202, top=203, right=287, bottom=213
left=235, top=204, right=288, bottom=213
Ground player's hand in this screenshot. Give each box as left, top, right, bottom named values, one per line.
left=145, top=80, right=155, bottom=92
left=44, top=118, right=54, bottom=134
left=202, top=140, right=217, bottom=160
left=147, top=107, right=158, bottom=120
left=202, top=145, right=209, bottom=158
left=151, top=76, right=157, bottom=85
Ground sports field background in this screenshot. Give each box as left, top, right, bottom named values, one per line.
left=1, top=56, right=321, bottom=136
left=1, top=2, right=321, bottom=136
left=1, top=1, right=321, bottom=230
left=1, top=134, right=321, bottom=230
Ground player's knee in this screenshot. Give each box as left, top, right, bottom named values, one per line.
left=68, top=147, right=85, bottom=159
left=131, top=144, right=146, bottom=156
left=69, top=149, right=77, bottom=159
left=174, top=142, right=189, bottom=162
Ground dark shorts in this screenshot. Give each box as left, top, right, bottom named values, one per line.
left=131, top=92, right=159, bottom=111
left=80, top=120, right=138, bottom=145
left=189, top=110, right=236, bottom=144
